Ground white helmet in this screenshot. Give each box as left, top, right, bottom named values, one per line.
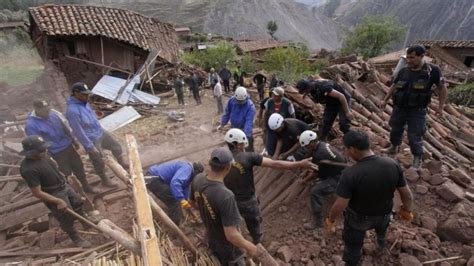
left=299, top=130, right=317, bottom=147
left=225, top=128, right=248, bottom=147
left=268, top=113, right=284, bottom=130
left=235, top=86, right=248, bottom=101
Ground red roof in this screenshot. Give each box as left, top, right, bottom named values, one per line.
left=413, top=40, right=474, bottom=49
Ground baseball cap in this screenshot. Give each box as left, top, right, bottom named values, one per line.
left=19, top=135, right=51, bottom=156
left=193, top=162, right=204, bottom=175
left=272, top=87, right=285, bottom=96
left=33, top=100, right=50, bottom=109
left=210, top=147, right=234, bottom=167
left=296, top=79, right=310, bottom=93
left=71, top=82, right=92, bottom=95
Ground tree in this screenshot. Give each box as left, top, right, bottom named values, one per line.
left=342, top=15, right=406, bottom=59
left=263, top=47, right=312, bottom=82
left=267, top=20, right=278, bottom=39
left=181, top=41, right=236, bottom=70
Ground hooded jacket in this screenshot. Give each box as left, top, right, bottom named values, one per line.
left=66, top=96, right=104, bottom=151
left=148, top=160, right=194, bottom=201
left=221, top=97, right=256, bottom=137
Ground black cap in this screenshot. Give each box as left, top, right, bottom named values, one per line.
left=193, top=162, right=204, bottom=175
left=296, top=79, right=310, bottom=94
left=20, top=135, right=51, bottom=156
left=33, top=100, right=50, bottom=109
left=407, top=45, right=426, bottom=56
left=210, top=147, right=234, bottom=167
left=71, top=82, right=92, bottom=95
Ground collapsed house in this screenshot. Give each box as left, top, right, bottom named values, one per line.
left=235, top=39, right=289, bottom=58
left=413, top=40, right=474, bottom=69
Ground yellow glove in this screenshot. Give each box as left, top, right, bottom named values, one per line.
left=398, top=206, right=414, bottom=223
left=325, top=218, right=336, bottom=233
left=181, top=200, right=192, bottom=209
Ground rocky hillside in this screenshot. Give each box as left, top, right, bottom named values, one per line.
left=89, top=0, right=342, bottom=51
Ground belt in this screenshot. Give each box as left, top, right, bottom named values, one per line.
left=346, top=207, right=391, bottom=219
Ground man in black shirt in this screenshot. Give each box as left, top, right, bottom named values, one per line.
left=296, top=79, right=353, bottom=141
left=267, top=113, right=309, bottom=160
left=19, top=135, right=91, bottom=248
left=298, top=130, right=349, bottom=229
left=191, top=147, right=257, bottom=265
left=253, top=71, right=267, bottom=102
left=327, top=130, right=414, bottom=266
left=219, top=66, right=232, bottom=93
left=223, top=129, right=317, bottom=244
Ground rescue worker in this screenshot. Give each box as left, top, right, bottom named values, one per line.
left=380, top=45, right=447, bottom=169
left=146, top=160, right=204, bottom=225
left=253, top=71, right=267, bottom=102
left=25, top=100, right=98, bottom=194
left=66, top=82, right=126, bottom=188
left=174, top=75, right=185, bottom=105
left=327, top=130, right=414, bottom=266
left=298, top=130, right=348, bottom=229
left=267, top=113, right=309, bottom=160
left=190, top=72, right=202, bottom=105
left=219, top=86, right=256, bottom=152
left=233, top=65, right=245, bottom=91
left=296, top=78, right=353, bottom=141
left=19, top=135, right=91, bottom=248
left=191, top=147, right=258, bottom=265
left=219, top=66, right=232, bottom=93
left=224, top=128, right=316, bottom=244
left=261, top=87, right=296, bottom=156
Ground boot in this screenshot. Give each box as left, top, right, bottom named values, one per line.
left=100, top=174, right=118, bottom=188
left=303, top=217, right=323, bottom=230
left=411, top=155, right=423, bottom=170
left=82, top=183, right=100, bottom=194
left=381, top=145, right=399, bottom=155
left=68, top=231, right=92, bottom=248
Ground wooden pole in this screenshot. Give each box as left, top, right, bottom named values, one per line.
left=127, top=134, right=162, bottom=266
left=96, top=219, right=141, bottom=255
left=65, top=55, right=133, bottom=75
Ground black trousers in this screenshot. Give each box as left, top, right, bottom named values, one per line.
left=89, top=131, right=124, bottom=178
left=192, top=87, right=201, bottom=104
left=146, top=178, right=182, bottom=225
left=208, top=238, right=245, bottom=266
left=52, top=144, right=88, bottom=186
left=257, top=84, right=264, bottom=101
left=236, top=196, right=262, bottom=244
left=44, top=184, right=83, bottom=235
left=245, top=136, right=254, bottom=152
left=177, top=92, right=185, bottom=105
left=223, top=79, right=230, bottom=93
left=310, top=177, right=338, bottom=222
left=321, top=104, right=351, bottom=140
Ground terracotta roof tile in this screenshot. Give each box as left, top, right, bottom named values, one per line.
left=29, top=4, right=179, bottom=63
left=413, top=40, right=474, bottom=49
left=236, top=39, right=288, bottom=53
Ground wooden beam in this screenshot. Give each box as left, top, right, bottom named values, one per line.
left=0, top=196, right=39, bottom=214
left=0, top=203, right=49, bottom=231
left=64, top=55, right=133, bottom=75
left=0, top=247, right=85, bottom=258
left=127, top=135, right=162, bottom=266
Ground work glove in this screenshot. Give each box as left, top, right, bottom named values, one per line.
left=397, top=206, right=414, bottom=223
left=181, top=200, right=192, bottom=209
left=325, top=218, right=336, bottom=233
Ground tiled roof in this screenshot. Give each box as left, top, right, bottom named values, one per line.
left=236, top=39, right=288, bottom=53
left=29, top=4, right=179, bottom=63
left=413, top=40, right=474, bottom=49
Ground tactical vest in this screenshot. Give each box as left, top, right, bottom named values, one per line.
left=393, top=63, right=433, bottom=108
left=267, top=98, right=292, bottom=118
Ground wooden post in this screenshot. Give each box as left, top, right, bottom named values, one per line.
left=100, top=37, right=105, bottom=75
left=96, top=219, right=141, bottom=255
left=127, top=135, right=162, bottom=266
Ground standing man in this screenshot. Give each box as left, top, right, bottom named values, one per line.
left=174, top=75, right=185, bottom=105
left=190, top=72, right=202, bottom=105
left=233, top=65, right=245, bottom=91
left=224, top=128, right=316, bottom=244
left=267, top=113, right=309, bottom=160
left=26, top=100, right=98, bottom=194
left=268, top=73, right=279, bottom=91
left=214, top=78, right=224, bottom=114
left=208, top=68, right=220, bottom=89
left=146, top=160, right=204, bottom=225
left=19, top=135, right=91, bottom=248
left=191, top=147, right=258, bottom=265
left=380, top=45, right=447, bottom=170
left=219, top=86, right=256, bottom=152
left=66, top=82, right=127, bottom=188
left=296, top=79, right=353, bottom=141
left=327, top=130, right=414, bottom=266
left=298, top=130, right=348, bottom=229
left=253, top=71, right=267, bottom=102
left=219, top=66, right=232, bottom=93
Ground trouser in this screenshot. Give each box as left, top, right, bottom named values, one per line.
left=44, top=184, right=84, bottom=236
left=177, top=91, right=185, bottom=105
left=146, top=178, right=182, bottom=225
left=389, top=107, right=427, bottom=156
left=192, top=88, right=201, bottom=104
left=342, top=208, right=391, bottom=266
left=52, top=144, right=89, bottom=187
left=223, top=79, right=230, bottom=93
left=257, top=84, right=264, bottom=101
left=310, top=177, right=339, bottom=222
left=89, top=131, right=125, bottom=178
left=236, top=196, right=262, bottom=244
left=321, top=104, right=351, bottom=140
left=266, top=130, right=277, bottom=156
left=208, top=238, right=245, bottom=266
left=216, top=96, right=224, bottom=114
left=246, top=136, right=254, bottom=152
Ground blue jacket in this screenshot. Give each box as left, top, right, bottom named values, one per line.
left=25, top=110, right=74, bottom=155
left=221, top=97, right=256, bottom=137
left=66, top=96, right=104, bottom=151
left=147, top=160, right=194, bottom=201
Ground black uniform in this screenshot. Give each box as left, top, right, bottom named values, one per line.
left=253, top=74, right=267, bottom=101
left=220, top=68, right=232, bottom=93
left=191, top=173, right=244, bottom=265
left=336, top=155, right=407, bottom=266
left=275, top=118, right=309, bottom=157
left=224, top=151, right=264, bottom=244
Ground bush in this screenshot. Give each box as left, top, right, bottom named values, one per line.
left=263, top=47, right=312, bottom=82
left=449, top=83, right=474, bottom=107
left=240, top=54, right=258, bottom=74
left=181, top=41, right=236, bottom=70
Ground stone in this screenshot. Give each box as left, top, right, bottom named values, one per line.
left=268, top=241, right=280, bottom=254
left=399, top=253, right=422, bottom=265
left=398, top=155, right=412, bottom=169
left=332, top=255, right=343, bottom=266
left=438, top=203, right=474, bottom=244
left=419, top=168, right=431, bottom=181
left=39, top=230, right=55, bottom=249
left=277, top=245, right=293, bottom=263
left=415, top=185, right=429, bottom=194
left=436, top=181, right=465, bottom=202
left=449, top=169, right=472, bottom=186
left=466, top=191, right=474, bottom=202
left=405, top=168, right=419, bottom=182
left=306, top=259, right=315, bottom=266
left=467, top=256, right=474, bottom=266
left=420, top=215, right=438, bottom=231
left=429, top=174, right=445, bottom=186
left=426, top=160, right=443, bottom=174
left=313, top=258, right=325, bottom=266
left=278, top=206, right=288, bottom=213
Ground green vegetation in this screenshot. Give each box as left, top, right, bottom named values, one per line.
left=240, top=54, right=257, bottom=74
left=449, top=83, right=474, bottom=107
left=181, top=41, right=237, bottom=70
left=342, top=15, right=406, bottom=59
left=267, top=20, right=278, bottom=39
left=263, top=47, right=312, bottom=82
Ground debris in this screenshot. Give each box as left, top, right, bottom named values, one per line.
left=428, top=174, right=445, bottom=186
left=38, top=230, right=56, bottom=249
left=436, top=181, right=465, bottom=202
left=415, top=185, right=429, bottom=194
left=277, top=245, right=293, bottom=263
left=399, top=253, right=422, bottom=266
left=99, top=106, right=142, bottom=132
left=420, top=216, right=438, bottom=231
left=405, top=168, right=420, bottom=182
